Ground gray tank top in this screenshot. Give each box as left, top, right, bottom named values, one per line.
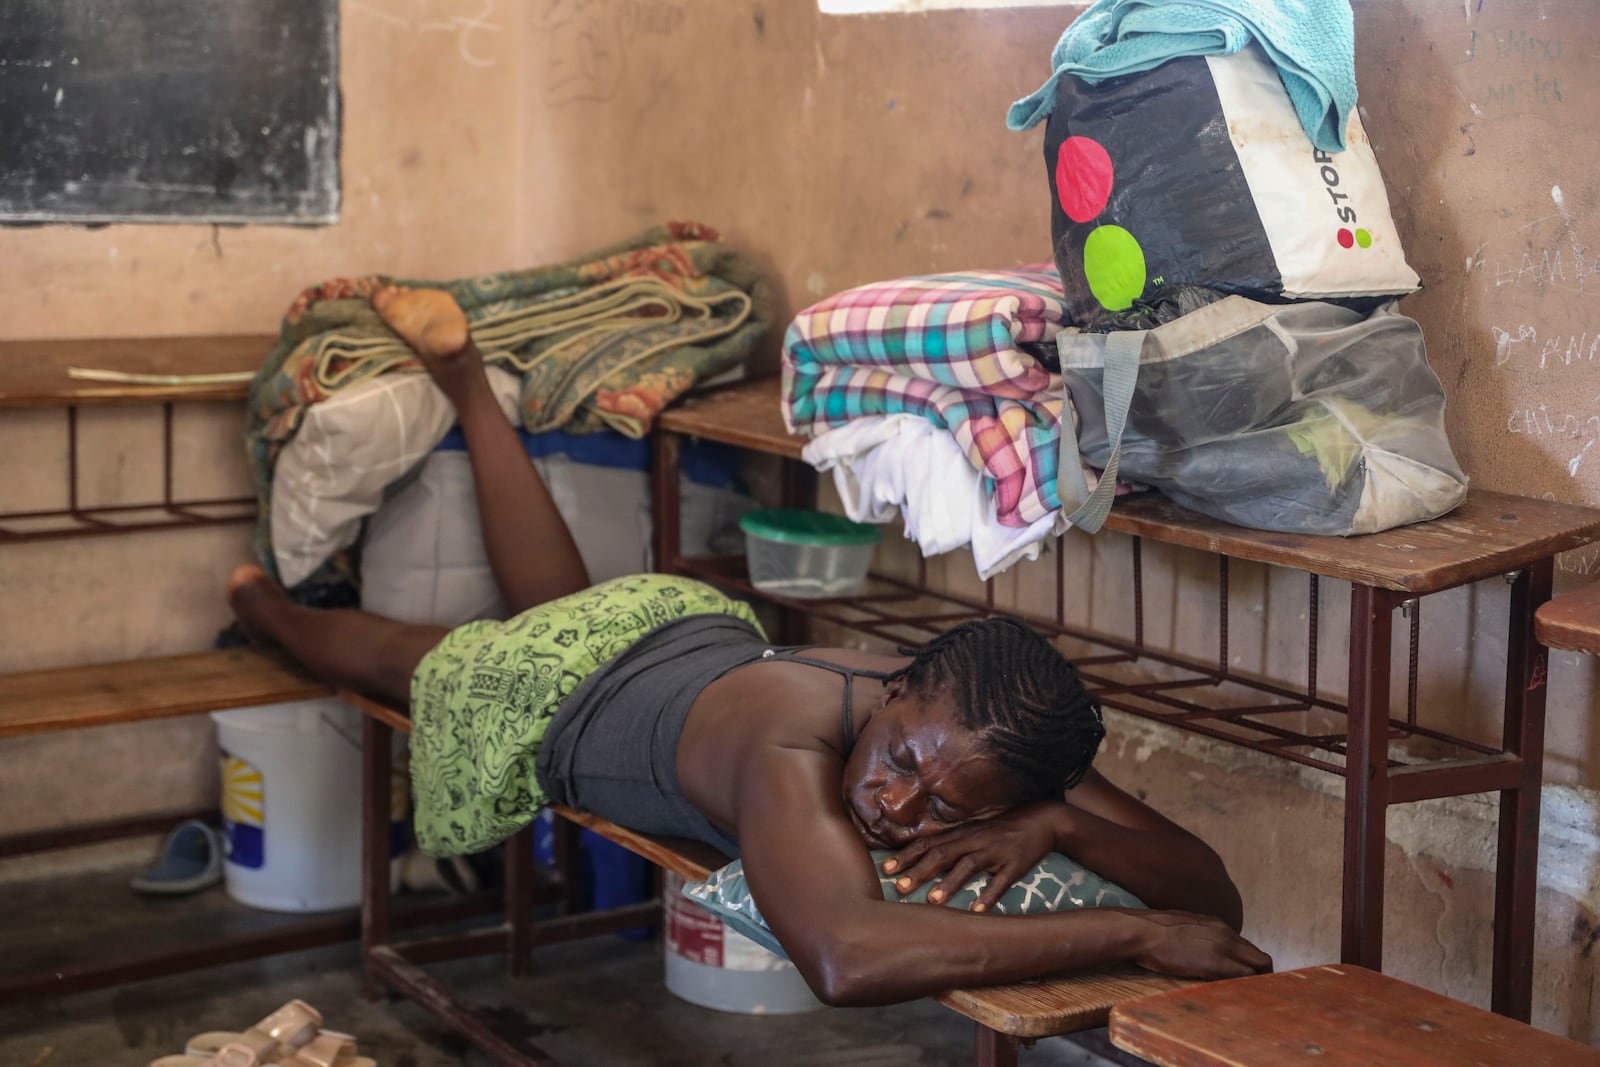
left=534, top=613, right=890, bottom=857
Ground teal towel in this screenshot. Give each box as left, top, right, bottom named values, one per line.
left=1007, top=0, right=1356, bottom=152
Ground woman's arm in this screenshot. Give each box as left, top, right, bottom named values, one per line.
left=734, top=748, right=1268, bottom=1006
left=1050, top=767, right=1243, bottom=927
left=881, top=768, right=1245, bottom=929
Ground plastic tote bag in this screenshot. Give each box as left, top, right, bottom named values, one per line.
left=1044, top=43, right=1420, bottom=323
left=1055, top=297, right=1466, bottom=537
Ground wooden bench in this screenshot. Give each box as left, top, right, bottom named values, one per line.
left=0, top=647, right=360, bottom=1003
left=0, top=342, right=378, bottom=1003
left=651, top=377, right=1600, bottom=1025
left=1, top=348, right=1187, bottom=1061
left=0, top=647, right=332, bottom=741
left=1109, top=964, right=1600, bottom=1066
left=341, top=688, right=1196, bottom=1067
left=1536, top=580, right=1600, bottom=655
left=0, top=334, right=272, bottom=543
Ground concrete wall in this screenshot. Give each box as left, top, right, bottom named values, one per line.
left=3, top=0, right=1598, bottom=1043
left=518, top=0, right=1600, bottom=1037
left=0, top=0, right=529, bottom=830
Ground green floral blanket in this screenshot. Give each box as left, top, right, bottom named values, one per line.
left=246, top=222, right=771, bottom=582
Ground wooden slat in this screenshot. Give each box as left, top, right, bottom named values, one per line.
left=1536, top=581, right=1600, bottom=653
left=340, top=689, right=415, bottom=735
left=1109, top=964, right=1600, bottom=1067
left=1102, top=489, right=1600, bottom=595
left=656, top=378, right=806, bottom=460
left=0, top=648, right=331, bottom=739
left=546, top=804, right=727, bottom=881
left=656, top=378, right=1600, bottom=594
left=0, top=335, right=275, bottom=408
left=936, top=966, right=1196, bottom=1039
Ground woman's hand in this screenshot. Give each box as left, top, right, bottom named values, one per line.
left=1131, top=911, right=1274, bottom=979
left=880, top=800, right=1066, bottom=912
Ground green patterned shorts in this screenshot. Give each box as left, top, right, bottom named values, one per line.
left=409, top=574, right=761, bottom=856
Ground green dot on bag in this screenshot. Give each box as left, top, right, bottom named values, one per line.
left=1082, top=225, right=1146, bottom=311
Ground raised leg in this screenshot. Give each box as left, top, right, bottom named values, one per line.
left=1493, top=560, right=1551, bottom=1021
left=373, top=285, right=589, bottom=615
left=1342, top=584, right=1396, bottom=970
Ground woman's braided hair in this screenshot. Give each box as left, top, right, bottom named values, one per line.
left=885, top=616, right=1104, bottom=802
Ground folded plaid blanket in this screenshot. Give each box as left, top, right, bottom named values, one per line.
left=782, top=266, right=1072, bottom=527
left=248, top=222, right=770, bottom=584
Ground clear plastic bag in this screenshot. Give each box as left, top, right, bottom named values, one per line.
left=1057, top=297, right=1466, bottom=536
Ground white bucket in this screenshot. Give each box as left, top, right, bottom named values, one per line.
left=662, top=872, right=823, bottom=1015
left=212, top=698, right=404, bottom=913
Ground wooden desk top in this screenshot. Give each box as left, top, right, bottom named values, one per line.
left=0, top=335, right=275, bottom=408
left=658, top=377, right=807, bottom=460
left=0, top=648, right=331, bottom=740
left=1110, top=964, right=1600, bottom=1066
left=1536, top=581, right=1600, bottom=654
left=938, top=966, right=1196, bottom=1039
left=657, top=378, right=1600, bottom=595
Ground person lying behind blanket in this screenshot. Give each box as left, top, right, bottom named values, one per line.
left=227, top=285, right=1272, bottom=1006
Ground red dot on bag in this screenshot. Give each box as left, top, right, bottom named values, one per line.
left=1055, top=136, right=1114, bottom=224
left=1337, top=228, right=1355, bottom=248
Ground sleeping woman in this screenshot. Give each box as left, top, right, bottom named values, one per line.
left=227, top=286, right=1272, bottom=1006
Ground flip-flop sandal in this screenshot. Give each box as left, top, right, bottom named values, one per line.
left=130, top=819, right=224, bottom=895
left=272, top=1034, right=375, bottom=1067
left=184, top=1000, right=323, bottom=1060
left=148, top=1044, right=262, bottom=1067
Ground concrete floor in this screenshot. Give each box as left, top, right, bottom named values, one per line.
left=0, top=851, right=1154, bottom=1067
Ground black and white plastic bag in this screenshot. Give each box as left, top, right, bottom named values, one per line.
left=1044, top=44, right=1420, bottom=323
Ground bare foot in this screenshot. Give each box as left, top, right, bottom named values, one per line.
left=227, top=563, right=290, bottom=645
left=372, top=285, right=471, bottom=368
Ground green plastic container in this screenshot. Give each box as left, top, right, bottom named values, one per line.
left=738, top=509, right=881, bottom=599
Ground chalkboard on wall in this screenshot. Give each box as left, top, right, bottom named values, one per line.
left=0, top=1, right=339, bottom=225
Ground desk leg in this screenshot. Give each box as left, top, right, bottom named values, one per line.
left=360, top=715, right=393, bottom=999
left=651, top=431, right=681, bottom=574
left=1342, top=584, right=1396, bottom=971
left=1493, top=560, right=1551, bottom=1022
left=777, top=457, right=818, bottom=646
left=973, top=1024, right=1018, bottom=1067
left=555, top=815, right=585, bottom=913
left=506, top=824, right=534, bottom=978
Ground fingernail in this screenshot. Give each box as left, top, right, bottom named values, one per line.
left=883, top=860, right=898, bottom=872
left=972, top=902, right=987, bottom=913
left=897, top=877, right=911, bottom=891
left=929, top=889, right=944, bottom=902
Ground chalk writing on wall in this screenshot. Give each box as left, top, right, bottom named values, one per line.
left=1492, top=325, right=1599, bottom=369
left=350, top=0, right=503, bottom=68
left=421, top=0, right=502, bottom=68
left=1482, top=246, right=1599, bottom=292
left=1465, top=26, right=1565, bottom=113
left=536, top=0, right=686, bottom=106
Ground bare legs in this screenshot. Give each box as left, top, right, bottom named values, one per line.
left=227, top=566, right=447, bottom=706
left=228, top=285, right=593, bottom=704
left=368, top=286, right=590, bottom=614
